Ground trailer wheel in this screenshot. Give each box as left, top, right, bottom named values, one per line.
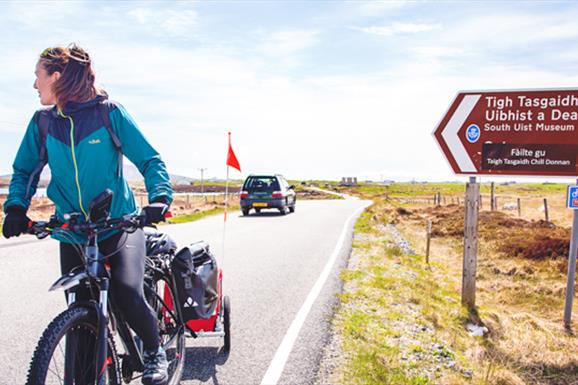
left=223, top=296, right=231, bottom=353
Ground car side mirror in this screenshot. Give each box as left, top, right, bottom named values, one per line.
left=288, top=185, right=295, bottom=190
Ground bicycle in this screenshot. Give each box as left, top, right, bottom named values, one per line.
left=24, top=190, right=189, bottom=385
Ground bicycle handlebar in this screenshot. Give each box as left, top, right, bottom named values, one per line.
left=26, top=213, right=148, bottom=239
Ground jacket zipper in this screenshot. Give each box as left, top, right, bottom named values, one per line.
left=58, top=109, right=88, bottom=219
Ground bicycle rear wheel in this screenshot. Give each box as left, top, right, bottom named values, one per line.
left=26, top=306, right=120, bottom=385
left=146, top=274, right=186, bottom=385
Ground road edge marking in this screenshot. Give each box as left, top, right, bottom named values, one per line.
left=260, top=203, right=369, bottom=385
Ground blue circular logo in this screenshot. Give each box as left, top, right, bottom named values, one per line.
left=466, top=124, right=480, bottom=143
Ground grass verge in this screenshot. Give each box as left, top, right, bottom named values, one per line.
left=322, top=182, right=578, bottom=385
left=168, top=204, right=240, bottom=224
left=328, top=206, right=473, bottom=384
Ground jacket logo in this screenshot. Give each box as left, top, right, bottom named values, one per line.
left=88, top=139, right=101, bottom=144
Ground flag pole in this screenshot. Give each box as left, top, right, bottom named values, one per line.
left=225, top=167, right=230, bottom=219
left=222, top=133, right=231, bottom=273
left=222, top=131, right=240, bottom=299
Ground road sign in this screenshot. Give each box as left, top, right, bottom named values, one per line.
left=568, top=186, right=578, bottom=209
left=433, top=89, right=578, bottom=176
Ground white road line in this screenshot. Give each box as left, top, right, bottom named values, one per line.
left=260, top=204, right=368, bottom=385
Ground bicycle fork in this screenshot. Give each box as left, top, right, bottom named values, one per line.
left=96, top=278, right=110, bottom=385
left=86, top=241, right=111, bottom=385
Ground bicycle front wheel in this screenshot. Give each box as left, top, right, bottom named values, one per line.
left=146, top=274, right=186, bottom=385
left=26, top=306, right=120, bottom=385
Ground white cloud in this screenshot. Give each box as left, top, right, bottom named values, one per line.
left=411, top=45, right=465, bottom=59
left=127, top=8, right=153, bottom=24
left=258, top=29, right=319, bottom=56
left=354, top=0, right=411, bottom=16
left=439, top=12, right=578, bottom=51
left=163, top=10, right=199, bottom=35
left=126, top=7, right=199, bottom=37
left=353, top=22, right=442, bottom=37
left=3, top=1, right=82, bottom=29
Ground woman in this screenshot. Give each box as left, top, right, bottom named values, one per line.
left=3, top=44, right=172, bottom=385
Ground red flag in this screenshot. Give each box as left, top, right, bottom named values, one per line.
left=226, top=132, right=241, bottom=171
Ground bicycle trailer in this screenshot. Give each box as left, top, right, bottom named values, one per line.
left=145, top=232, right=230, bottom=347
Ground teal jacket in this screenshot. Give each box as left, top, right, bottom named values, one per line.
left=4, top=95, right=173, bottom=243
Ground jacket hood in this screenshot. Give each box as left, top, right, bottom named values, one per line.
left=50, top=94, right=109, bottom=117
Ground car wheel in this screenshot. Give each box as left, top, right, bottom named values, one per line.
left=279, top=205, right=287, bottom=215
left=242, top=208, right=250, bottom=216
left=289, top=204, right=295, bottom=213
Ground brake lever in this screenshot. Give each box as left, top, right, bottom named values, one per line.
left=26, top=221, right=51, bottom=239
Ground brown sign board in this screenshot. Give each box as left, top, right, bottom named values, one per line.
left=433, top=89, right=578, bottom=176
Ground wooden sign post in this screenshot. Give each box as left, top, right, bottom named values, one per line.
left=490, top=182, right=496, bottom=211
left=564, top=181, right=578, bottom=328
left=462, top=177, right=480, bottom=308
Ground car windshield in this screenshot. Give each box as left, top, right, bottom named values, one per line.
left=244, top=177, right=280, bottom=192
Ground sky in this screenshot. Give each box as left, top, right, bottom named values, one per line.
left=2, top=0, right=578, bottom=183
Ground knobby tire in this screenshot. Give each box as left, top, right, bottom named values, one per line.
left=26, top=306, right=120, bottom=385
left=145, top=273, right=186, bottom=385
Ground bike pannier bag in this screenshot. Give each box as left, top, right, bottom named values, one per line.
left=171, top=241, right=219, bottom=321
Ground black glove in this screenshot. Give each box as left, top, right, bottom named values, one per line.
left=142, top=201, right=169, bottom=225
left=3, top=205, right=31, bottom=238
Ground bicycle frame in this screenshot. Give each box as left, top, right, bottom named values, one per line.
left=47, top=227, right=148, bottom=384
left=46, top=226, right=115, bottom=384
left=47, top=228, right=190, bottom=384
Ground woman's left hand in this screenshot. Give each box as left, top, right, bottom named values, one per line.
left=142, top=202, right=169, bottom=224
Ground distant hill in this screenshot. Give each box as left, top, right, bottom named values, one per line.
left=0, top=164, right=194, bottom=186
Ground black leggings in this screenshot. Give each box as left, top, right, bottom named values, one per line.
left=60, top=229, right=159, bottom=351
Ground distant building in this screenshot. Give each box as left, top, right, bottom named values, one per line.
left=340, top=177, right=357, bottom=186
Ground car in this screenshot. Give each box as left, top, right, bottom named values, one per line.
left=240, top=174, right=296, bottom=216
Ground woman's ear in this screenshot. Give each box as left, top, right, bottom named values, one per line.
left=52, top=71, right=61, bottom=82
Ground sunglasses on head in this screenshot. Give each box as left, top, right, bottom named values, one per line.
left=40, top=48, right=59, bottom=59
left=40, top=46, right=90, bottom=65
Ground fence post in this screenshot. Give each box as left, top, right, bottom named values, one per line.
left=426, top=220, right=432, bottom=265
left=490, top=182, right=495, bottom=211
left=462, top=176, right=480, bottom=309
left=517, top=198, right=521, bottom=217
left=544, top=198, right=549, bottom=222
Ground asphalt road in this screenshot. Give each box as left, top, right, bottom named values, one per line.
left=0, top=198, right=369, bottom=385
